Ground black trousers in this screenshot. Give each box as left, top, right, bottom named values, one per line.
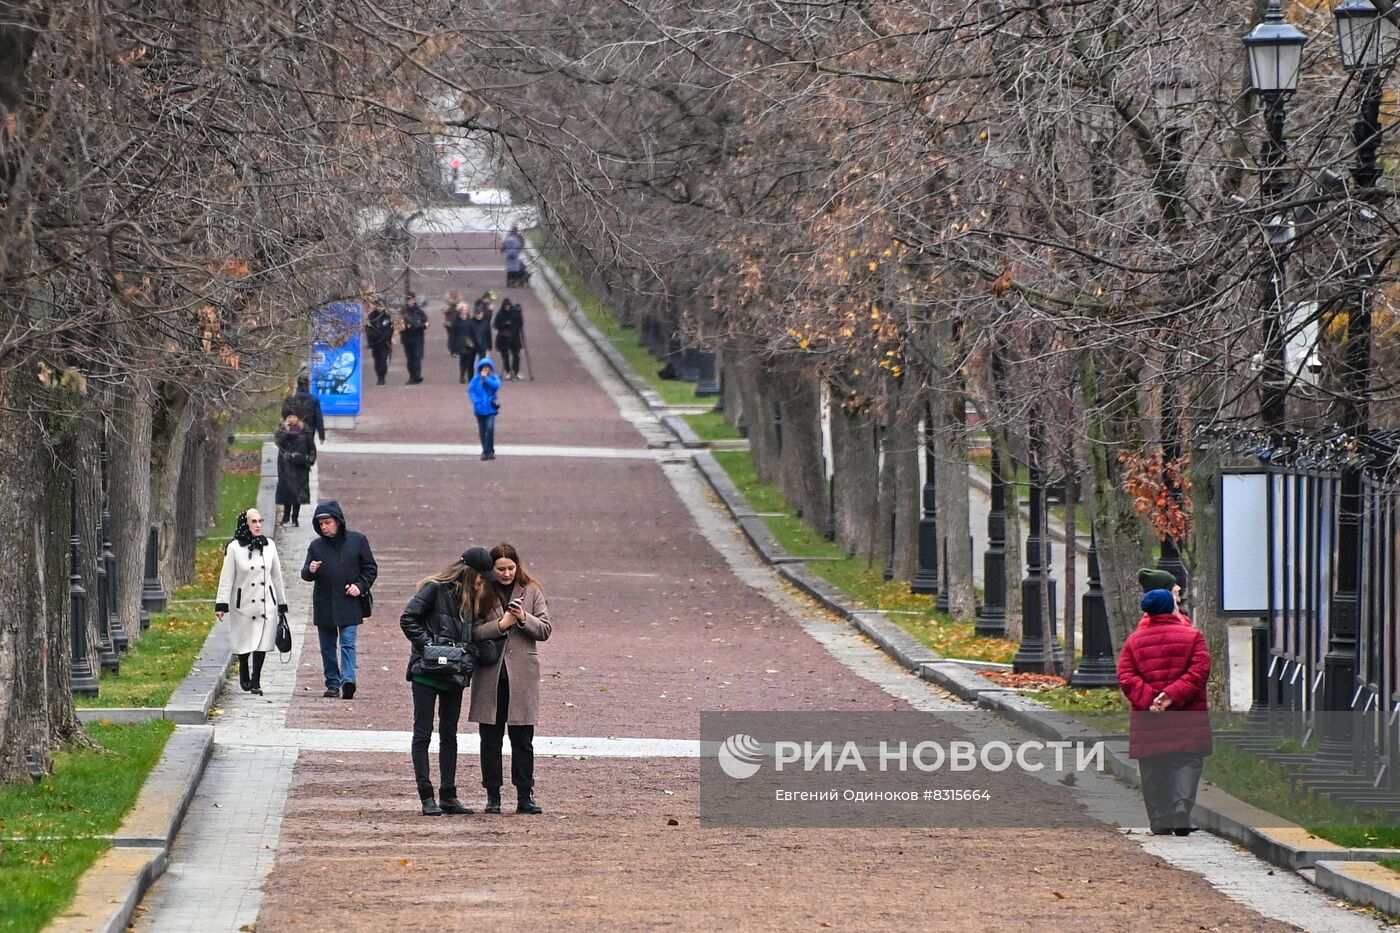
left=411, top=680, right=463, bottom=799
left=280, top=502, right=301, bottom=524
left=497, top=339, right=521, bottom=377
left=458, top=351, right=473, bottom=381
left=1138, top=754, right=1203, bottom=831
left=401, top=329, right=425, bottom=380
left=369, top=342, right=390, bottom=382
left=479, top=665, right=535, bottom=791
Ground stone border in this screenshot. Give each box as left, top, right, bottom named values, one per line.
left=47, top=847, right=166, bottom=933
left=1314, top=861, right=1400, bottom=917
left=532, top=245, right=1400, bottom=891
left=111, top=725, right=215, bottom=848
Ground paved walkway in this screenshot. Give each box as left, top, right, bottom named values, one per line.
left=133, top=219, right=1386, bottom=931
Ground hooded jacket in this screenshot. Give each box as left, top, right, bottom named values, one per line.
left=300, top=500, right=379, bottom=629
left=1118, top=613, right=1213, bottom=759
left=493, top=302, right=523, bottom=347
left=468, top=360, right=502, bottom=416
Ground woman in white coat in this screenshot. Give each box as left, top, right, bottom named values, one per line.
left=215, top=509, right=288, bottom=695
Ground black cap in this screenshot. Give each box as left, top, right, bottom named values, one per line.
left=461, top=547, right=496, bottom=580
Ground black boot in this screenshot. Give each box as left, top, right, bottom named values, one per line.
left=250, top=651, right=266, bottom=695
left=516, top=790, right=542, bottom=815
left=439, top=790, right=473, bottom=815
left=484, top=788, right=501, bottom=814
left=421, top=797, right=443, bottom=816
left=238, top=654, right=252, bottom=692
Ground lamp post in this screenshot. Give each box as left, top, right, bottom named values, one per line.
left=69, top=481, right=99, bottom=698
left=1245, top=0, right=1308, bottom=712
left=1324, top=0, right=1397, bottom=757
left=1013, top=420, right=1065, bottom=673
left=1149, top=65, right=1198, bottom=590
left=974, top=448, right=1008, bottom=637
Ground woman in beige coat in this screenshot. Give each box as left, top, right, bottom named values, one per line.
left=470, top=543, right=551, bottom=814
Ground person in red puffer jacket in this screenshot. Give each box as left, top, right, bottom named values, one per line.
left=1118, top=588, right=1212, bottom=836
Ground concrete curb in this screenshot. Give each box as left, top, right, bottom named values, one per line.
left=661, top=412, right=707, bottom=448
left=112, top=725, right=215, bottom=848
left=1314, top=861, right=1400, bottom=916
left=46, top=847, right=166, bottom=933
left=163, top=616, right=233, bottom=724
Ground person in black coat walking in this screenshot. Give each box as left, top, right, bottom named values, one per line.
left=273, top=413, right=316, bottom=526
left=494, top=300, right=524, bottom=381
left=281, top=375, right=326, bottom=443
left=365, top=301, right=395, bottom=385
left=399, top=547, right=500, bottom=816
left=448, top=302, right=476, bottom=384
left=400, top=293, right=428, bottom=384
left=301, top=500, right=378, bottom=699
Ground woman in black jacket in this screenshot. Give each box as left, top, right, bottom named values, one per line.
left=400, top=547, right=500, bottom=816
left=274, top=413, right=316, bottom=526
left=493, top=300, right=524, bottom=381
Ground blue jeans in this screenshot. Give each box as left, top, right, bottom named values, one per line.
left=318, top=624, right=358, bottom=689
left=476, top=414, right=496, bottom=457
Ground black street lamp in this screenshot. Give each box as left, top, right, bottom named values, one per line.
left=1149, top=64, right=1198, bottom=591
left=1323, top=0, right=1396, bottom=757
left=1245, top=0, right=1308, bottom=711
left=1070, top=533, right=1117, bottom=688
left=69, top=482, right=98, bottom=698
left=1013, top=423, right=1065, bottom=673
left=974, top=448, right=1008, bottom=637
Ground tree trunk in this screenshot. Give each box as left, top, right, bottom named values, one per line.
left=109, top=373, right=156, bottom=647
left=149, top=387, right=198, bottom=592
left=1063, top=472, right=1079, bottom=674
left=0, top=365, right=81, bottom=782
left=201, top=419, right=228, bottom=529
left=989, top=426, right=1023, bottom=640
left=172, top=430, right=201, bottom=586
left=775, top=371, right=826, bottom=526
left=832, top=402, right=879, bottom=557
left=935, top=392, right=975, bottom=617
left=1081, top=353, right=1152, bottom=652
left=74, top=407, right=104, bottom=686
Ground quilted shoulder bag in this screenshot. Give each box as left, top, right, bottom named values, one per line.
left=421, top=639, right=471, bottom=677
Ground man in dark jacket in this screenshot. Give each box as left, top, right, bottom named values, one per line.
left=400, top=293, right=428, bottom=385
left=365, top=301, right=395, bottom=386
left=301, top=500, right=378, bottom=698
left=281, top=375, right=326, bottom=443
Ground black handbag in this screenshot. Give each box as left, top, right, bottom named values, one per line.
left=359, top=588, right=374, bottom=618
left=421, top=639, right=471, bottom=677
left=474, top=635, right=503, bottom=667
left=275, top=612, right=292, bottom=654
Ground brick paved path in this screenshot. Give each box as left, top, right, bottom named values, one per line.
left=135, top=220, right=1386, bottom=932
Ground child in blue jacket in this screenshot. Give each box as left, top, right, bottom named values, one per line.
left=468, top=358, right=502, bottom=460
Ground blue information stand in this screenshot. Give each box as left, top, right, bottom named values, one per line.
left=311, top=302, right=363, bottom=417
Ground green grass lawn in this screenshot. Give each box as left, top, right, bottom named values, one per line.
left=710, top=453, right=1018, bottom=663
left=683, top=410, right=743, bottom=441
left=237, top=396, right=286, bottom=435
left=1382, top=856, right=1400, bottom=873
left=0, top=720, right=174, bottom=933
left=536, top=247, right=702, bottom=407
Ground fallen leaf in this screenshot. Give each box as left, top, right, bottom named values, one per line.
left=667, top=818, right=678, bottom=826
left=1052, top=891, right=1064, bottom=900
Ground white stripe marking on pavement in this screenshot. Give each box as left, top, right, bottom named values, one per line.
left=323, top=441, right=680, bottom=461
left=219, top=729, right=702, bottom=757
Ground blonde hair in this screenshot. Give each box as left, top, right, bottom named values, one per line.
left=416, top=560, right=499, bottom=619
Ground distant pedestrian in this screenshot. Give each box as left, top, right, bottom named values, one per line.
left=465, top=301, right=494, bottom=374
left=215, top=509, right=288, bottom=696
left=281, top=375, right=325, bottom=444
left=1137, top=567, right=1190, bottom=627
left=399, top=547, right=500, bottom=816
left=449, top=302, right=476, bottom=383
left=471, top=542, right=551, bottom=814
left=440, top=290, right=461, bottom=355
left=494, top=299, right=524, bottom=380
left=301, top=500, right=379, bottom=699
left=400, top=293, right=428, bottom=384
left=1118, top=588, right=1212, bottom=836
left=273, top=413, right=316, bottom=527
left=501, top=226, right=525, bottom=286
left=365, top=301, right=395, bottom=386
left=468, top=358, right=501, bottom=461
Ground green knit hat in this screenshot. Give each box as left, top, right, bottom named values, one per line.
left=1138, top=567, right=1178, bottom=592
